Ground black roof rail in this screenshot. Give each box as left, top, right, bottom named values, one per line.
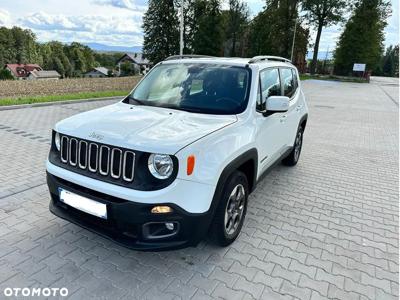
left=164, top=55, right=215, bottom=61
left=248, top=56, right=292, bottom=64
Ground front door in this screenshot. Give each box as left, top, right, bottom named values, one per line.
left=255, top=68, right=286, bottom=173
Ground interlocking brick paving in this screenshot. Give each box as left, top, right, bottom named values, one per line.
left=0, top=78, right=398, bottom=299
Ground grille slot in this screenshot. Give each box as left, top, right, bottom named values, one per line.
left=123, top=151, right=135, bottom=182
left=60, top=136, right=69, bottom=163
left=69, top=138, right=78, bottom=166
left=59, top=135, right=134, bottom=182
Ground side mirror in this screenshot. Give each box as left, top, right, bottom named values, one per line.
left=266, top=96, right=289, bottom=113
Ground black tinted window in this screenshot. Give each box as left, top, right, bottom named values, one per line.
left=281, top=68, right=296, bottom=98
left=260, top=68, right=281, bottom=101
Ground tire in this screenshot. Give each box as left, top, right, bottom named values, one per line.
left=282, top=125, right=304, bottom=166
left=209, top=171, right=248, bottom=247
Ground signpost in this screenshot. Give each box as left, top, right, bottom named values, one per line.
left=353, top=63, right=367, bottom=81
left=353, top=63, right=366, bottom=72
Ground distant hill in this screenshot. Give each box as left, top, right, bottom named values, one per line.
left=85, top=43, right=143, bottom=53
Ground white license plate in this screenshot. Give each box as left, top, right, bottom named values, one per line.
left=59, top=188, right=107, bottom=219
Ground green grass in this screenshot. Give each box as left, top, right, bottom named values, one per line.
left=0, top=90, right=130, bottom=106
left=300, top=74, right=367, bottom=83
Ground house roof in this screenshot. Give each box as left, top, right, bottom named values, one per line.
left=5, top=64, right=42, bottom=78
left=117, top=53, right=150, bottom=65
left=88, top=67, right=109, bottom=76
left=29, top=70, right=61, bottom=78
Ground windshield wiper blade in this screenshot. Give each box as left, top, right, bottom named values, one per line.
left=128, top=96, right=145, bottom=106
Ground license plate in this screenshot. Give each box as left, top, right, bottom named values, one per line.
left=59, top=188, right=107, bottom=219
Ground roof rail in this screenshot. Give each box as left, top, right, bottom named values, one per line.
left=164, top=54, right=215, bottom=61
left=248, top=56, right=292, bottom=64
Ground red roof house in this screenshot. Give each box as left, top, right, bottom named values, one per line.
left=4, top=64, right=42, bottom=79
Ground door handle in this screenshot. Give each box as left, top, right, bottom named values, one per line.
left=280, top=115, right=287, bottom=123
left=296, top=105, right=302, bottom=112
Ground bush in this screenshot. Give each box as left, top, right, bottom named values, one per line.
left=0, top=69, right=14, bottom=80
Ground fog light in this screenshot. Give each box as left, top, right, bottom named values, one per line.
left=165, top=222, right=174, bottom=230
left=151, top=206, right=173, bottom=214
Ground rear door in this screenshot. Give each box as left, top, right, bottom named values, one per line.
left=279, top=67, right=301, bottom=150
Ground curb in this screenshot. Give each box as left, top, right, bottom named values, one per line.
left=0, top=96, right=124, bottom=111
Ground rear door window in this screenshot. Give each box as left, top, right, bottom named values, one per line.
left=281, top=68, right=296, bottom=98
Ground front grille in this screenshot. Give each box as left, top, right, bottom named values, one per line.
left=60, top=135, right=135, bottom=182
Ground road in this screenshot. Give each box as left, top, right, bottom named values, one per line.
left=0, top=78, right=398, bottom=299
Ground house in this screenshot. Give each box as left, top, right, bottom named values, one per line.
left=5, top=64, right=42, bottom=80
left=27, top=70, right=61, bottom=80
left=116, top=53, right=151, bottom=76
left=84, top=67, right=109, bottom=78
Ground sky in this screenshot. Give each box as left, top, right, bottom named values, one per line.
left=0, top=0, right=398, bottom=54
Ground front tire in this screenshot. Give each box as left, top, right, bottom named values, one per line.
left=209, top=171, right=248, bottom=247
left=282, top=125, right=304, bottom=166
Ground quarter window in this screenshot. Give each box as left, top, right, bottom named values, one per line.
left=281, top=68, right=296, bottom=98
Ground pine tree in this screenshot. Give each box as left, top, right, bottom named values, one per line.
left=334, top=0, right=391, bottom=75
left=143, top=0, right=179, bottom=63
left=192, top=0, right=223, bottom=56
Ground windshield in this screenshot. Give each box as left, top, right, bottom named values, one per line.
left=127, top=63, right=251, bottom=114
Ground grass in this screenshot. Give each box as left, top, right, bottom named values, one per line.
left=300, top=74, right=367, bottom=83
left=0, top=90, right=130, bottom=106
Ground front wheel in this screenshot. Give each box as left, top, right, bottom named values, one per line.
left=282, top=126, right=304, bottom=166
left=209, top=171, right=248, bottom=247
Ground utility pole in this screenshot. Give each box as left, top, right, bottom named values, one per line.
left=290, top=17, right=297, bottom=62
left=179, top=0, right=184, bottom=56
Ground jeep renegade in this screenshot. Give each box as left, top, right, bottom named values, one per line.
left=47, top=55, right=309, bottom=250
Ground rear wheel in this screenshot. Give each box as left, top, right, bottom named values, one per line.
left=282, top=126, right=304, bottom=166
left=209, top=171, right=248, bottom=246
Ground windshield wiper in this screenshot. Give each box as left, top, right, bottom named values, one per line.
left=128, top=96, right=145, bottom=106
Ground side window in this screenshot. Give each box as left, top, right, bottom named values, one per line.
left=260, top=68, right=281, bottom=101
left=281, top=68, right=296, bottom=98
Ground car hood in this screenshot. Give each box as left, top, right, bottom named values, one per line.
left=55, top=102, right=237, bottom=154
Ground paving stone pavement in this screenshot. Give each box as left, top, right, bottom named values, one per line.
left=0, top=79, right=398, bottom=300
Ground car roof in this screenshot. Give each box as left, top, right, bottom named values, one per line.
left=161, top=57, right=295, bottom=69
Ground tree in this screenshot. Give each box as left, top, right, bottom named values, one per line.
left=143, top=0, right=179, bottom=63
left=334, top=0, right=391, bottom=75
left=248, top=0, right=308, bottom=60
left=302, top=0, right=348, bottom=74
left=222, top=0, right=249, bottom=57
left=192, top=0, right=223, bottom=56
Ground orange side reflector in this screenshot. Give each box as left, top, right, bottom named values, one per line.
left=187, top=155, right=195, bottom=175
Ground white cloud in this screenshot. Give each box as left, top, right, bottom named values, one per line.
left=18, top=12, right=144, bottom=45
left=93, top=0, right=147, bottom=12
left=0, top=9, right=11, bottom=27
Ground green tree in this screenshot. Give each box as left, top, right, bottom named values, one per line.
left=248, top=0, right=308, bottom=60
left=379, top=45, right=399, bottom=77
left=143, top=0, right=179, bottom=63
left=192, top=0, right=223, bottom=56
left=302, top=0, right=348, bottom=74
left=334, top=0, right=391, bottom=75
left=222, top=0, right=249, bottom=57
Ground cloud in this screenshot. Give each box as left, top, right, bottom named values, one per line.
left=93, top=0, right=147, bottom=12
left=18, top=12, right=144, bottom=46
left=0, top=9, right=11, bottom=26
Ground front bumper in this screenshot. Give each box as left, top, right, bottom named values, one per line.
left=47, top=172, right=214, bottom=251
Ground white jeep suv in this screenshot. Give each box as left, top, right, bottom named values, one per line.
left=46, top=55, right=308, bottom=250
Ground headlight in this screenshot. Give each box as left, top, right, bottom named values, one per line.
left=148, top=154, right=173, bottom=179
left=55, top=132, right=61, bottom=151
